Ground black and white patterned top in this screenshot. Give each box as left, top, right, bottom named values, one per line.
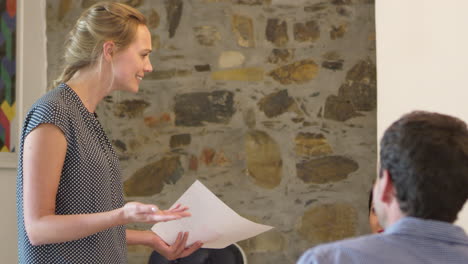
left=16, top=83, right=127, bottom=263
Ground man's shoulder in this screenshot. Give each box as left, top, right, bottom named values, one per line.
left=297, top=224, right=468, bottom=264
left=297, top=234, right=386, bottom=264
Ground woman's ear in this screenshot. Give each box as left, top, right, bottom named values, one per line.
left=102, top=41, right=115, bottom=61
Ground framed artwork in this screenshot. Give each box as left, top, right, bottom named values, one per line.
left=0, top=0, right=16, bottom=168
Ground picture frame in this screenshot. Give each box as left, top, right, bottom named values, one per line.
left=0, top=0, right=18, bottom=169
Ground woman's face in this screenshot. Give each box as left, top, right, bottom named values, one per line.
left=369, top=202, right=384, bottom=233
left=112, top=24, right=153, bottom=93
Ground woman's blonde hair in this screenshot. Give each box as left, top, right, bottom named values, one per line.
left=53, top=1, right=147, bottom=87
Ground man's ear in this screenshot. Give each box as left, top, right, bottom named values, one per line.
left=102, top=41, right=115, bottom=61
left=379, top=169, right=396, bottom=204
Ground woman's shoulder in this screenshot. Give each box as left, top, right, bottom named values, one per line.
left=24, top=84, right=79, bottom=127
left=30, top=84, right=73, bottom=113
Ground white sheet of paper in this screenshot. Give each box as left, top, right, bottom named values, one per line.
left=151, top=180, right=273, bottom=249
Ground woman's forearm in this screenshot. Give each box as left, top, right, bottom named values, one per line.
left=26, top=208, right=125, bottom=246
left=126, top=229, right=153, bottom=246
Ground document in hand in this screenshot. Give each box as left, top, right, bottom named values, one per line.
left=151, top=180, right=273, bottom=249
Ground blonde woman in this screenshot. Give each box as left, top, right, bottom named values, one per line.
left=16, top=2, right=202, bottom=263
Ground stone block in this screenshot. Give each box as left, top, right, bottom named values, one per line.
left=323, top=59, right=376, bottom=121
left=189, top=155, right=198, bottom=171
left=294, top=21, right=320, bottom=42
left=124, top=156, right=184, bottom=196
left=258, top=90, right=294, bottom=118
left=295, top=133, right=333, bottom=157
left=146, top=69, right=191, bottom=80
left=165, top=0, right=183, bottom=38
left=323, top=95, right=359, bottom=121
left=330, top=24, right=347, bottom=40
left=339, top=59, right=376, bottom=111
left=296, top=155, right=358, bottom=184
left=322, top=60, right=344, bottom=71
left=144, top=113, right=172, bottom=128
left=232, top=14, right=255, bottom=48
left=194, top=26, right=221, bottom=46
left=113, top=99, right=150, bottom=118
left=245, top=130, right=282, bottom=189
left=174, top=91, right=235, bottom=126
left=269, top=59, right=318, bottom=84
left=304, top=3, right=328, bottom=12
left=219, top=51, right=245, bottom=68
left=267, top=48, right=294, bottom=64
left=232, top=0, right=271, bottom=5
left=298, top=203, right=357, bottom=243
left=211, top=68, right=264, bottom=82
left=200, top=148, right=216, bottom=166
left=170, top=134, right=191, bottom=148
left=332, top=0, right=352, bottom=5
left=112, top=139, right=127, bottom=152
left=266, top=18, right=288, bottom=47
left=194, top=64, right=211, bottom=72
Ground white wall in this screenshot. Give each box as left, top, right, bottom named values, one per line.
left=0, top=0, right=47, bottom=262
left=376, top=0, right=468, bottom=230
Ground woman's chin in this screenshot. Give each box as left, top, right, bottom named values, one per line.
left=119, top=84, right=139, bottom=94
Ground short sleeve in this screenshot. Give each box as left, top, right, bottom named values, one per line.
left=22, top=99, right=69, bottom=141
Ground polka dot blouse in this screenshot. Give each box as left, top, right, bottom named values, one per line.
left=16, top=83, right=127, bottom=263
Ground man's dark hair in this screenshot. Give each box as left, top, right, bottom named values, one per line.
left=379, top=111, right=468, bottom=222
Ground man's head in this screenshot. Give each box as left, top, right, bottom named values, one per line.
left=374, top=111, right=468, bottom=227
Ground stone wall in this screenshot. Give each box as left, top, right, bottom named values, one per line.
left=46, top=0, right=376, bottom=263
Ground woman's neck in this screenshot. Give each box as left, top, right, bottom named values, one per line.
left=66, top=66, right=113, bottom=113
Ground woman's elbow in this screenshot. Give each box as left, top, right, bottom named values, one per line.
left=25, top=222, right=48, bottom=246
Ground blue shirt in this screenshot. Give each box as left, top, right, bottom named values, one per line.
left=297, top=217, right=468, bottom=264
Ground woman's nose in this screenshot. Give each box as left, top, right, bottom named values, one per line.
left=144, top=60, right=153, bottom=73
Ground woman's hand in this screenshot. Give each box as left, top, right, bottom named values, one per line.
left=121, top=202, right=191, bottom=224
left=147, top=231, right=203, bottom=260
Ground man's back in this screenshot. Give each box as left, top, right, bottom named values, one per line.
left=298, top=217, right=468, bottom=264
